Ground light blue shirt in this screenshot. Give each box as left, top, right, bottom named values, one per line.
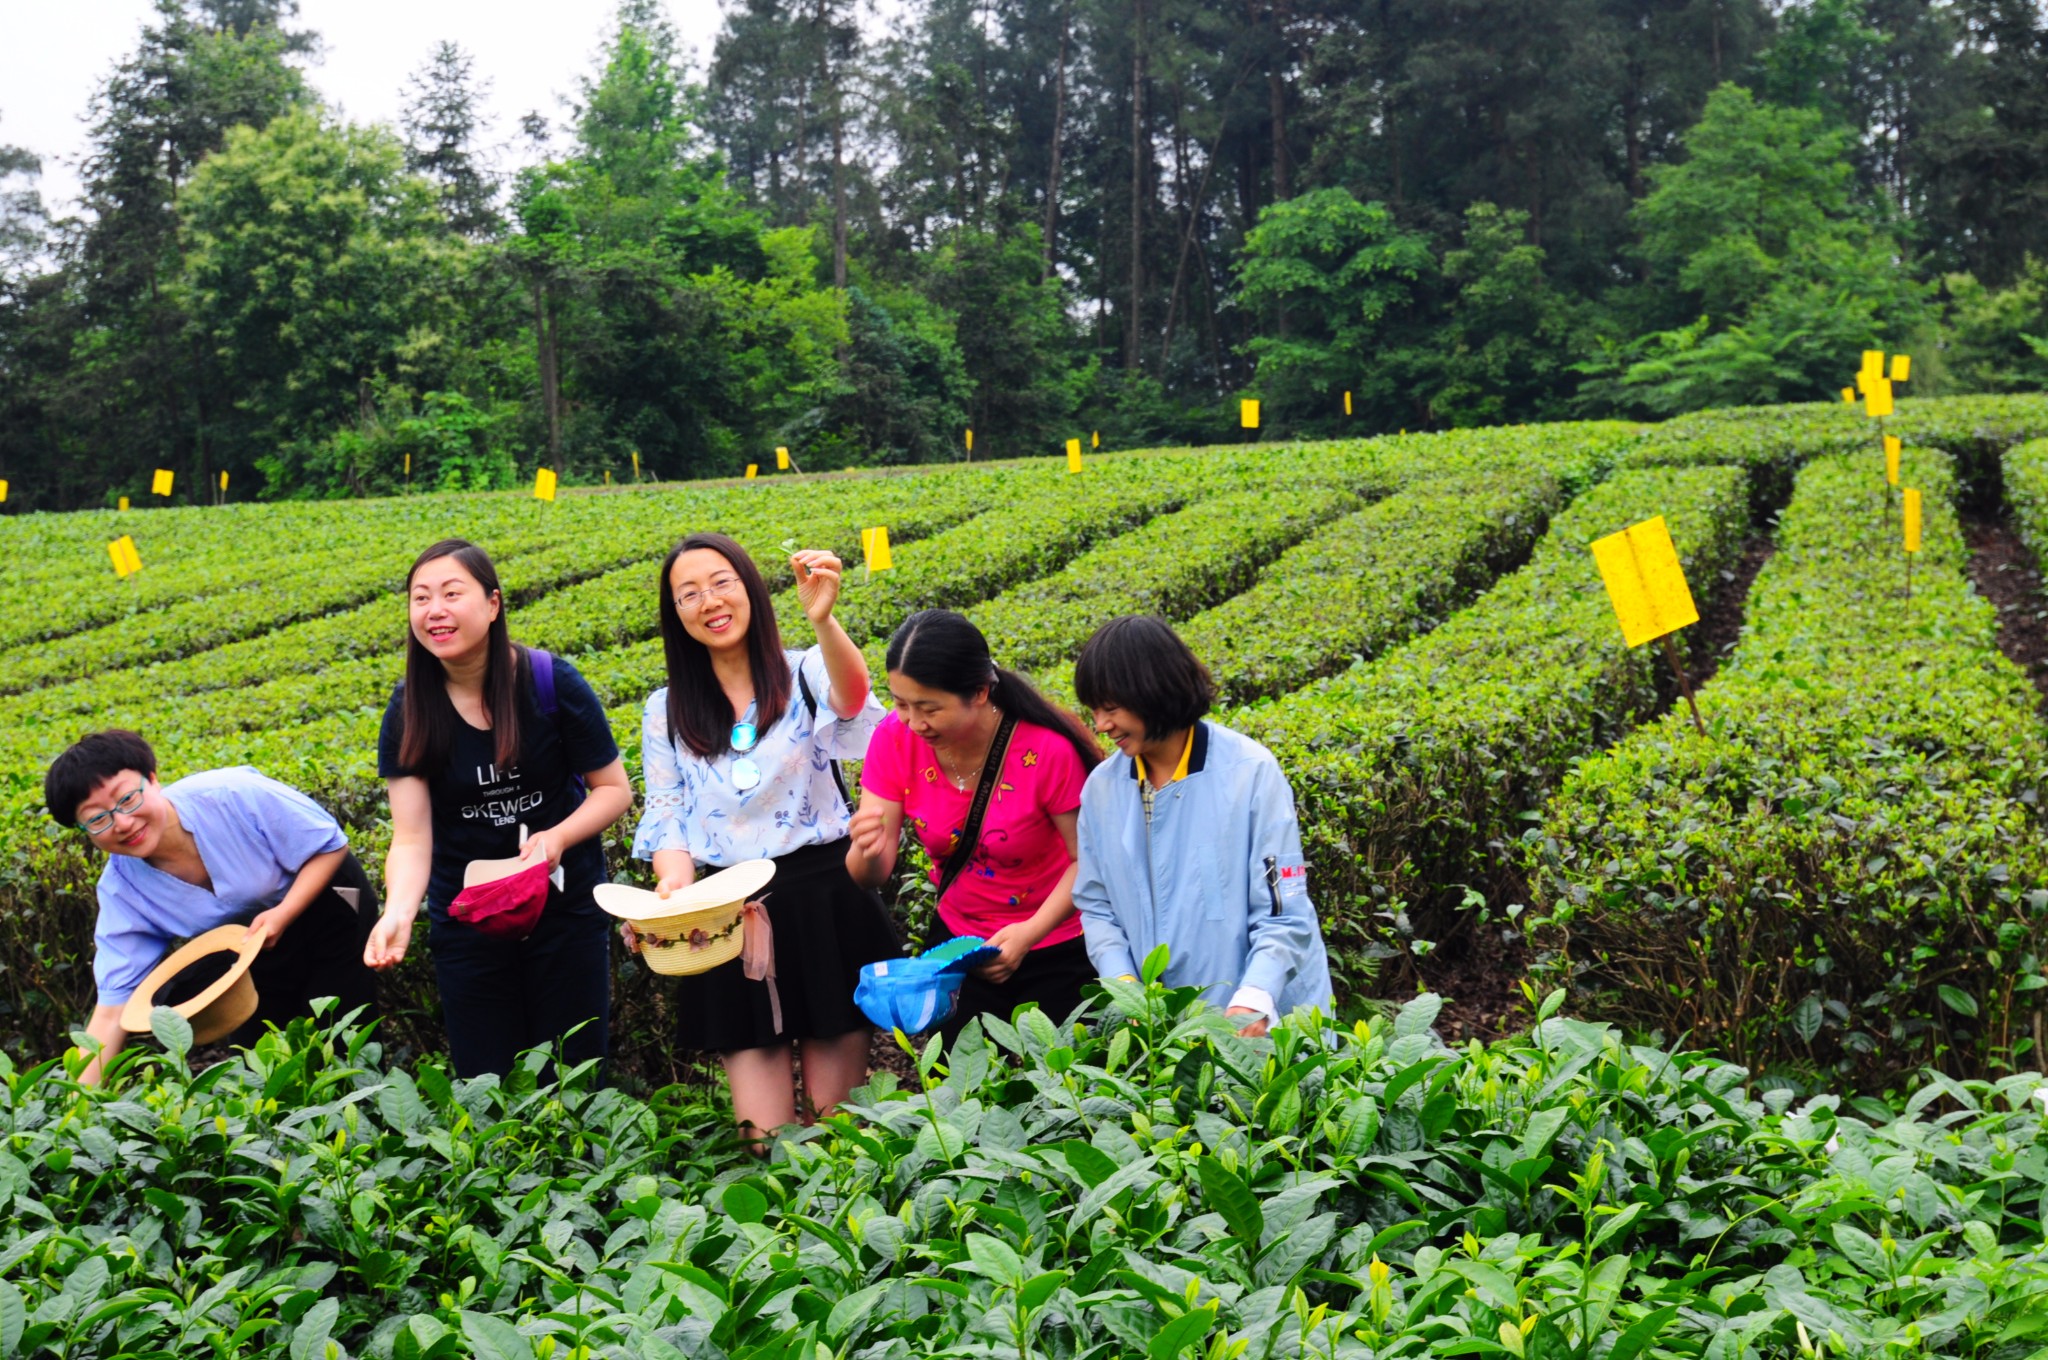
left=633, top=646, right=883, bottom=868
left=93, top=767, right=348, bottom=1005
left=1073, top=721, right=1334, bottom=1019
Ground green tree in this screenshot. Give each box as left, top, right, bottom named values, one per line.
left=178, top=111, right=468, bottom=494
left=402, top=41, right=502, bottom=238
left=1427, top=203, right=1579, bottom=427
left=1234, top=186, right=1434, bottom=430
left=1592, top=84, right=1930, bottom=414
left=925, top=224, right=1086, bottom=457
left=1943, top=260, right=2048, bottom=394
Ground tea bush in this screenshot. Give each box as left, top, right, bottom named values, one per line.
left=9, top=981, right=2048, bottom=1357
left=1236, top=465, right=1753, bottom=984
left=1529, top=449, right=2048, bottom=1088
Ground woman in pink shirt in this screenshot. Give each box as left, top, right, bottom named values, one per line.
left=847, top=610, right=1103, bottom=1044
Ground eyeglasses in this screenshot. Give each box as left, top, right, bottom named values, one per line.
left=730, top=719, right=761, bottom=792
left=80, top=781, right=146, bottom=836
left=675, top=573, right=743, bottom=613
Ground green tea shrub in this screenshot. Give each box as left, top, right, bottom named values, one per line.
left=1530, top=450, right=2048, bottom=1087
left=8, top=982, right=2048, bottom=1356
left=1241, top=465, right=1752, bottom=983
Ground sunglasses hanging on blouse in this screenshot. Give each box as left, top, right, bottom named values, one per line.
left=731, top=719, right=760, bottom=791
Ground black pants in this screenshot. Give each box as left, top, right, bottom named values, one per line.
left=426, top=880, right=610, bottom=1081
left=937, top=930, right=1096, bottom=1049
left=163, top=851, right=381, bottom=1045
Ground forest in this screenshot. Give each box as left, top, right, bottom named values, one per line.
left=0, top=0, right=2046, bottom=509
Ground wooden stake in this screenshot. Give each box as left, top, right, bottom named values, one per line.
left=1661, top=633, right=1706, bottom=737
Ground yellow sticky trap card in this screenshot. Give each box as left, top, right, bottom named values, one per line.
left=1865, top=378, right=1894, bottom=418
left=604, top=470, right=611, bottom=485
left=1890, top=354, right=1911, bottom=382
left=1066, top=438, right=1082, bottom=472
left=1590, top=515, right=1699, bottom=648
left=1884, top=435, right=1900, bottom=486
left=1861, top=349, right=1885, bottom=379
left=862, top=526, right=893, bottom=572
left=118, top=496, right=130, bottom=512
left=776, top=447, right=790, bottom=470
left=1240, top=399, right=1260, bottom=429
left=1841, top=387, right=1856, bottom=405
left=964, top=428, right=973, bottom=452
left=0, top=479, right=8, bottom=503
left=1092, top=430, right=1100, bottom=449
left=745, top=464, right=758, bottom=479
left=534, top=468, right=557, bottom=501
left=108, top=535, right=141, bottom=577
left=1903, top=488, right=1922, bottom=552
left=404, top=452, right=412, bottom=477
left=631, top=449, right=641, bottom=477
left=151, top=468, right=173, bottom=496
left=218, top=470, right=228, bottom=492
left=1344, top=390, right=1353, bottom=415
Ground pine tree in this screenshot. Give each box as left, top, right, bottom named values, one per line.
left=403, top=41, right=502, bottom=238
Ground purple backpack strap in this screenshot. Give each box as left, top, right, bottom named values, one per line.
left=526, top=648, right=587, bottom=796
left=530, top=645, right=559, bottom=717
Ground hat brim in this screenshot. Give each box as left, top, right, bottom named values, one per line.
left=594, top=858, right=777, bottom=922
left=119, top=922, right=267, bottom=1040
left=463, top=854, right=531, bottom=889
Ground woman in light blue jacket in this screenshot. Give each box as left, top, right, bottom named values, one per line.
left=1070, top=615, right=1333, bottom=1034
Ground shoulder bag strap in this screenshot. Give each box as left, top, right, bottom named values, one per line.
left=797, top=663, right=854, bottom=812
left=933, top=711, right=1019, bottom=911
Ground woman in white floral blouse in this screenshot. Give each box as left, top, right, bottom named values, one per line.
left=626, top=532, right=898, bottom=1141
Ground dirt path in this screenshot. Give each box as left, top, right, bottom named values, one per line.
left=1963, top=514, right=2048, bottom=712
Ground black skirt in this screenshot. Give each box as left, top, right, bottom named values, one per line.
left=673, top=838, right=902, bottom=1052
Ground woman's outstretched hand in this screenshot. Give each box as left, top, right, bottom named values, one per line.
left=792, top=550, right=844, bottom=623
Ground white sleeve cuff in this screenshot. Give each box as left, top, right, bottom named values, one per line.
left=1228, top=985, right=1277, bottom=1023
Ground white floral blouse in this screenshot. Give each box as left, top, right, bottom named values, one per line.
left=632, top=647, right=882, bottom=867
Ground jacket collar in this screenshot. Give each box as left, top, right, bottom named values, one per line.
left=1130, top=721, right=1208, bottom=783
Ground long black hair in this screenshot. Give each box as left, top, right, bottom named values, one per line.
left=398, top=538, right=525, bottom=773
left=657, top=532, right=793, bottom=757
left=886, top=610, right=1103, bottom=773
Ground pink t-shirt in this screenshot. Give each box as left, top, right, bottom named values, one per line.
left=861, top=712, right=1089, bottom=946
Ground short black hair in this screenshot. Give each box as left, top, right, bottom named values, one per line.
left=45, top=730, right=157, bottom=827
left=1073, top=615, right=1215, bottom=737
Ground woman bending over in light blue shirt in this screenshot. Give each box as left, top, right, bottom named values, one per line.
left=1071, top=615, right=1333, bottom=1035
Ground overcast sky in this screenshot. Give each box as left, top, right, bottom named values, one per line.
left=0, top=0, right=729, bottom=217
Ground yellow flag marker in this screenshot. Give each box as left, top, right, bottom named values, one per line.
left=1592, top=516, right=1698, bottom=647
left=862, top=526, right=893, bottom=572
left=1884, top=435, right=1900, bottom=486
left=776, top=447, right=791, bottom=470
left=118, top=496, right=130, bottom=512
left=1344, top=391, right=1353, bottom=416
left=1841, top=387, right=1856, bottom=405
left=1903, top=488, right=1921, bottom=553
left=1890, top=354, right=1911, bottom=383
left=1240, top=399, right=1260, bottom=429
left=151, top=468, right=173, bottom=496
left=1591, top=515, right=1705, bottom=734
left=1865, top=378, right=1894, bottom=418
left=1066, top=438, right=1082, bottom=472
left=108, top=535, right=141, bottom=578
left=745, top=464, right=758, bottom=480
left=533, top=467, right=557, bottom=501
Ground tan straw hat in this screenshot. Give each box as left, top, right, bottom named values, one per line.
left=596, top=859, right=777, bottom=976
left=118, top=922, right=268, bottom=1044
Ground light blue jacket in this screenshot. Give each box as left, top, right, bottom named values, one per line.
left=1073, top=720, right=1333, bottom=1019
